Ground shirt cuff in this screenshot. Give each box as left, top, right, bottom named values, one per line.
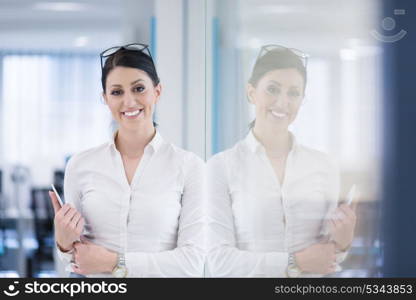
left=56, top=243, right=75, bottom=273
left=56, top=243, right=73, bottom=259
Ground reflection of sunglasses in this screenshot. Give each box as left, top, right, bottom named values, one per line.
left=257, top=44, right=309, bottom=68
left=100, top=43, right=155, bottom=70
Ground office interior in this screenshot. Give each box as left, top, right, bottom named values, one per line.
left=0, top=0, right=412, bottom=277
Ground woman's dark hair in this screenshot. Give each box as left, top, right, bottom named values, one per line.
left=248, top=47, right=307, bottom=129
left=248, top=48, right=307, bottom=90
left=101, top=48, right=160, bottom=93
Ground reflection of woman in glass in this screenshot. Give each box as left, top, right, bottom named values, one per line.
left=49, top=44, right=205, bottom=277
left=207, top=45, right=357, bottom=277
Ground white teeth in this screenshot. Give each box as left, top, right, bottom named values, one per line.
left=123, top=110, right=140, bottom=116
left=271, top=111, right=287, bottom=118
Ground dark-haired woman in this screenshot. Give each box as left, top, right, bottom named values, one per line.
left=206, top=45, right=357, bottom=277
left=49, top=44, right=205, bottom=277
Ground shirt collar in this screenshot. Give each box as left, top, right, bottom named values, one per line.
left=147, top=130, right=163, bottom=153
left=109, top=131, right=118, bottom=149
left=109, top=130, right=164, bottom=154
left=245, top=129, right=262, bottom=153
left=245, top=129, right=298, bottom=154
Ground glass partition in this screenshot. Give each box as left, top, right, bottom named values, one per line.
left=205, top=0, right=383, bottom=277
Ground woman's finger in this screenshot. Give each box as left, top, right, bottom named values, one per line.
left=72, top=264, right=84, bottom=275
left=71, top=213, right=82, bottom=229
left=76, top=217, right=85, bottom=229
left=63, top=208, right=78, bottom=226
left=332, top=209, right=346, bottom=221
left=329, top=219, right=339, bottom=231
left=80, top=235, right=92, bottom=244
left=339, top=204, right=355, bottom=219
left=55, top=204, right=71, bottom=220
left=73, top=240, right=81, bottom=253
left=76, top=218, right=85, bottom=235
left=331, top=217, right=342, bottom=228
left=337, top=208, right=348, bottom=220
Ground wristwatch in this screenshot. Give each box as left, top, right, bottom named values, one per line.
left=112, top=252, right=128, bottom=278
left=286, top=253, right=302, bottom=278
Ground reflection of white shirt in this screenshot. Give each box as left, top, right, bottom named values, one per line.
left=206, top=130, right=342, bottom=277
left=57, top=131, right=205, bottom=277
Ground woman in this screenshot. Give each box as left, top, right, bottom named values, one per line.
left=206, top=45, right=357, bottom=277
left=49, top=43, right=205, bottom=277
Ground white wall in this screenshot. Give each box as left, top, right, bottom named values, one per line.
left=154, top=0, right=185, bottom=148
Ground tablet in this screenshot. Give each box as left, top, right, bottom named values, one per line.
left=51, top=184, right=64, bottom=207
left=346, top=184, right=357, bottom=206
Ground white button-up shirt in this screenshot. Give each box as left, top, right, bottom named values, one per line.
left=57, top=131, right=205, bottom=277
left=206, top=130, right=343, bottom=277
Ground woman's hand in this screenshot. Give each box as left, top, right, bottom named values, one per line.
left=72, top=237, right=118, bottom=275
left=49, top=191, right=84, bottom=252
left=294, top=242, right=337, bottom=274
left=329, top=202, right=358, bottom=251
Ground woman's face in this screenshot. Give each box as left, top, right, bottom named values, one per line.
left=103, top=66, right=161, bottom=131
left=247, top=68, right=304, bottom=130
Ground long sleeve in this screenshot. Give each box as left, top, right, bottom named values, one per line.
left=124, top=153, right=205, bottom=277
left=206, top=154, right=288, bottom=277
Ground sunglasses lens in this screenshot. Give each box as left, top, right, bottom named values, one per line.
left=101, top=47, right=120, bottom=58
left=125, top=44, right=147, bottom=52
left=290, top=48, right=307, bottom=58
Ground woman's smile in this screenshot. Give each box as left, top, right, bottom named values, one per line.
left=121, top=108, right=144, bottom=119
left=270, top=110, right=289, bottom=119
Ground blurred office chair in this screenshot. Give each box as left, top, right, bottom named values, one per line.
left=30, top=188, right=55, bottom=277
left=29, top=169, right=64, bottom=277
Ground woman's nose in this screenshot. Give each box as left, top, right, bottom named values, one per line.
left=274, top=94, right=290, bottom=108
left=122, top=91, right=137, bottom=106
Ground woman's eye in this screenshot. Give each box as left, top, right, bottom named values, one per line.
left=111, top=90, right=122, bottom=96
left=289, top=90, right=301, bottom=98
left=267, top=85, right=279, bottom=95
left=133, top=86, right=145, bottom=93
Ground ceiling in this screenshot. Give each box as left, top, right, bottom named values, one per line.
left=0, top=0, right=122, bottom=30
left=237, top=0, right=382, bottom=56
left=0, top=0, right=383, bottom=54
left=0, top=0, right=124, bottom=51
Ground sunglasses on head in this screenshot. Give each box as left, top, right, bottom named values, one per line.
left=257, top=44, right=309, bottom=68
left=100, top=43, right=155, bottom=69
